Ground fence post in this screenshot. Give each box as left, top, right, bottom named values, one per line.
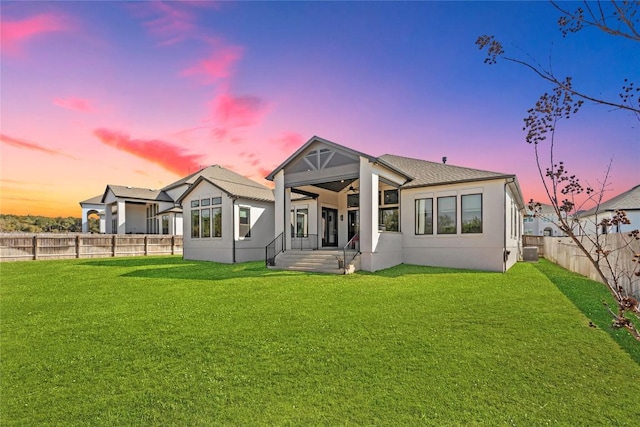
left=76, top=235, right=81, bottom=258
left=33, top=235, right=38, bottom=260
left=144, top=235, right=148, bottom=256
left=171, top=235, right=175, bottom=255
left=112, top=235, right=116, bottom=257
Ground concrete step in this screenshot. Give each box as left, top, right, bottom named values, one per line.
left=271, top=250, right=360, bottom=274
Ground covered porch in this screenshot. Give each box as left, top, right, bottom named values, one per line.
left=266, top=136, right=409, bottom=272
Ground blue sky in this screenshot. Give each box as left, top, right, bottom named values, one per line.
left=1, top=1, right=638, bottom=216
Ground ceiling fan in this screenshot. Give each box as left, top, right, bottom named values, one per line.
left=347, top=185, right=359, bottom=193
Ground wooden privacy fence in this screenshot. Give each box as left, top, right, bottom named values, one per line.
left=543, top=234, right=639, bottom=298
left=522, top=235, right=545, bottom=256
left=0, top=233, right=183, bottom=262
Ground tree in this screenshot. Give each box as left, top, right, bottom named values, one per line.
left=477, top=1, right=640, bottom=340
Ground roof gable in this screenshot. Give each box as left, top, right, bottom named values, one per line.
left=580, top=184, right=640, bottom=216
left=101, top=185, right=173, bottom=203
left=79, top=194, right=104, bottom=206
left=177, top=165, right=275, bottom=204
left=266, top=136, right=377, bottom=181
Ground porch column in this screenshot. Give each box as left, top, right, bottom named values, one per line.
left=81, top=208, right=90, bottom=233
left=105, top=203, right=113, bottom=234
left=359, top=157, right=379, bottom=271
left=117, top=200, right=126, bottom=234
left=99, top=213, right=106, bottom=233
left=274, top=170, right=292, bottom=250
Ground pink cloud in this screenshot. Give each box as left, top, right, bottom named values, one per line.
left=93, top=128, right=203, bottom=176
left=180, top=45, right=244, bottom=84
left=271, top=132, right=304, bottom=151
left=210, top=93, right=268, bottom=128
left=1, top=13, right=69, bottom=56
left=0, top=133, right=72, bottom=158
left=53, top=97, right=94, bottom=113
left=129, top=1, right=196, bottom=46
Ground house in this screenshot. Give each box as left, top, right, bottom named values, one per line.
left=80, top=166, right=235, bottom=235
left=266, top=136, right=525, bottom=272
left=577, top=184, right=640, bottom=235
left=177, top=165, right=277, bottom=263
left=523, top=203, right=565, bottom=236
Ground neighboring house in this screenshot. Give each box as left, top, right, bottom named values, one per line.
left=79, top=195, right=106, bottom=233
left=267, top=136, right=525, bottom=272
left=577, top=184, right=640, bottom=235
left=177, top=166, right=277, bottom=263
left=523, top=203, right=565, bottom=236
left=80, top=165, right=248, bottom=236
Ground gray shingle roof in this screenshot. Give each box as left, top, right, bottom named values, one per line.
left=179, top=165, right=275, bottom=203
left=378, top=154, right=514, bottom=188
left=581, top=184, right=640, bottom=216
left=161, top=167, right=209, bottom=191
left=103, top=185, right=173, bottom=202
left=79, top=194, right=103, bottom=205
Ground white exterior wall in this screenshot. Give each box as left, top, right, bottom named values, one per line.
left=579, top=210, right=640, bottom=235
left=370, top=232, right=403, bottom=271
left=124, top=203, right=147, bottom=234
left=234, top=200, right=275, bottom=262
left=504, top=185, right=522, bottom=271
left=401, top=180, right=509, bottom=272
left=182, top=180, right=274, bottom=263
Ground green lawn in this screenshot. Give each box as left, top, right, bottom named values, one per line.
left=1, top=257, right=639, bottom=426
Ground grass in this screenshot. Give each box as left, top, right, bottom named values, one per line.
left=1, top=257, right=639, bottom=426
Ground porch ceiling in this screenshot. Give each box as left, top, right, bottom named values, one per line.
left=310, top=178, right=356, bottom=193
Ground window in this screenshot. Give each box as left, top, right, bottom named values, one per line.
left=379, top=209, right=399, bottom=231
left=191, top=210, right=200, bottom=238
left=378, top=189, right=399, bottom=231
left=146, top=204, right=158, bottom=234
left=239, top=207, right=251, bottom=238
left=201, top=208, right=211, bottom=238
left=461, top=194, right=482, bottom=233
left=384, top=189, right=398, bottom=205
left=296, top=208, right=308, bottom=237
left=190, top=196, right=222, bottom=238
left=437, top=196, right=457, bottom=234
left=290, top=207, right=309, bottom=237
left=347, top=194, right=359, bottom=208
left=162, top=215, right=169, bottom=235
left=415, top=198, right=433, bottom=235
left=212, top=207, right=222, bottom=237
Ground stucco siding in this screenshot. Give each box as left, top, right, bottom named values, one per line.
left=182, top=180, right=275, bottom=263
left=367, top=232, right=403, bottom=271
left=399, top=180, right=509, bottom=271
left=504, top=186, right=522, bottom=271
left=124, top=203, right=146, bottom=234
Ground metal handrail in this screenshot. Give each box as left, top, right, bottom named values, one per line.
left=290, top=233, right=319, bottom=250
left=342, top=233, right=360, bottom=274
left=265, top=232, right=284, bottom=266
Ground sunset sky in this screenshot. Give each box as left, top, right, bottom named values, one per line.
left=1, top=1, right=638, bottom=217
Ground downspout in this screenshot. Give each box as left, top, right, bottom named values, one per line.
left=503, top=180, right=508, bottom=273
left=232, top=196, right=238, bottom=263
left=503, top=178, right=515, bottom=272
